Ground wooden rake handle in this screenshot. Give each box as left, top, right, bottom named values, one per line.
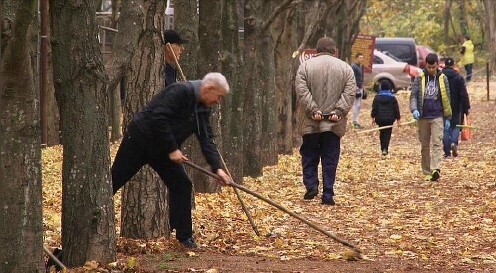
left=183, top=161, right=362, bottom=254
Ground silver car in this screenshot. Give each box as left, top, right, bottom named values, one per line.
left=364, top=49, right=416, bottom=92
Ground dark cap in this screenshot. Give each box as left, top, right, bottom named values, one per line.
left=380, top=80, right=391, bottom=91
left=444, top=57, right=455, bottom=67
left=163, top=30, right=189, bottom=45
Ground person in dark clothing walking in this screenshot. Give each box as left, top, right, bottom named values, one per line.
left=351, top=53, right=365, bottom=128
left=111, top=72, right=232, bottom=248
left=441, top=57, right=471, bottom=157
left=371, top=80, right=401, bottom=156
left=163, top=30, right=189, bottom=87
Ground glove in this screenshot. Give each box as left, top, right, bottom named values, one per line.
left=412, top=110, right=420, bottom=120
left=444, top=119, right=451, bottom=128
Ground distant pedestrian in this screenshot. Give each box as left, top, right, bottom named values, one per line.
left=163, top=30, right=189, bottom=87
left=351, top=53, right=365, bottom=129
left=371, top=80, right=401, bottom=156
left=442, top=57, right=471, bottom=157
left=410, top=53, right=452, bottom=182
left=460, top=35, right=474, bottom=82
left=295, top=37, right=355, bottom=205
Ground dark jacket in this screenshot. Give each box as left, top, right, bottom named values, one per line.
left=441, top=67, right=471, bottom=125
left=164, top=63, right=178, bottom=87
left=371, top=90, right=401, bottom=122
left=128, top=81, right=222, bottom=171
left=351, top=62, right=364, bottom=89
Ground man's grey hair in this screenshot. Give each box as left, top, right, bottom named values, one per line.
left=316, top=37, right=336, bottom=54
left=202, top=72, right=230, bottom=94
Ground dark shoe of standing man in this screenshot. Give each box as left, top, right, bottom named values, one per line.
left=179, top=238, right=198, bottom=249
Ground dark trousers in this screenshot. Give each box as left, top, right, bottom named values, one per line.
left=299, top=131, right=341, bottom=200
left=376, top=119, right=394, bottom=152
left=464, top=63, right=473, bottom=82
left=111, top=134, right=193, bottom=241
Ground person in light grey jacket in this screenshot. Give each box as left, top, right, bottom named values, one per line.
left=295, top=37, right=356, bottom=205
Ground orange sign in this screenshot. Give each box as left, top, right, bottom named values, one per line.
left=351, top=34, right=376, bottom=73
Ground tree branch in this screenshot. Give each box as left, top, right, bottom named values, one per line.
left=261, top=0, right=301, bottom=34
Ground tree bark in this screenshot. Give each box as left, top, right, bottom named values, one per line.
left=0, top=1, right=44, bottom=272
left=272, top=6, right=299, bottom=154
left=180, top=0, right=216, bottom=193
left=243, top=0, right=277, bottom=176
left=50, top=0, right=116, bottom=266
left=105, top=0, right=143, bottom=142
left=218, top=0, right=245, bottom=184
left=484, top=0, right=496, bottom=72
left=120, top=0, right=168, bottom=239
left=444, top=0, right=453, bottom=44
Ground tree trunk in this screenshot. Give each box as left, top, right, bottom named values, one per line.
left=120, top=0, right=168, bottom=239
left=214, top=0, right=245, bottom=185
left=50, top=0, right=116, bottom=266
left=458, top=0, right=469, bottom=37
left=484, top=0, right=496, bottom=72
left=272, top=7, right=299, bottom=155
left=105, top=0, right=143, bottom=143
left=179, top=0, right=217, bottom=193
left=0, top=1, right=44, bottom=272
left=444, top=0, right=453, bottom=44
left=243, top=0, right=273, bottom=177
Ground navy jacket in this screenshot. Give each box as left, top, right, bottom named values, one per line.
left=127, top=81, right=222, bottom=171
left=371, top=90, right=401, bottom=122
left=164, top=63, right=178, bottom=87
left=441, top=67, right=470, bottom=125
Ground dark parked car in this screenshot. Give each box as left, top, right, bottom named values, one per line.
left=375, top=37, right=418, bottom=67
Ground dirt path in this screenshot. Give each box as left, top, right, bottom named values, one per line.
left=44, top=81, right=496, bottom=272
left=129, top=82, right=496, bottom=272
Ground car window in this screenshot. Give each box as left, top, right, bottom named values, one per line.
left=381, top=51, right=402, bottom=62
left=377, top=44, right=412, bottom=62
left=373, top=55, right=384, bottom=64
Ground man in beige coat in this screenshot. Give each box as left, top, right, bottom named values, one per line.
left=295, top=37, right=356, bottom=205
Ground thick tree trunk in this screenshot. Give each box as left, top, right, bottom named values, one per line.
left=50, top=0, right=116, bottom=266
left=272, top=7, right=299, bottom=155
left=243, top=0, right=273, bottom=177
left=218, top=0, right=245, bottom=184
left=484, top=0, right=496, bottom=72
left=106, top=0, right=143, bottom=143
left=0, top=1, right=44, bottom=272
left=180, top=0, right=216, bottom=193
left=120, top=0, right=168, bottom=239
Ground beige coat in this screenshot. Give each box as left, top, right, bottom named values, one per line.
left=295, top=53, right=356, bottom=137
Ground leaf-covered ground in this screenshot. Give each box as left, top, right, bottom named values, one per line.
left=43, top=81, right=496, bottom=272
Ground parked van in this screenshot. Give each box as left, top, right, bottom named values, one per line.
left=375, top=37, right=418, bottom=67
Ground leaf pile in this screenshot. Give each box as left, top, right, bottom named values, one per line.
left=43, top=82, right=496, bottom=271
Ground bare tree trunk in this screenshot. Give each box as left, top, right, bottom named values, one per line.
left=50, top=0, right=116, bottom=266
left=184, top=0, right=217, bottom=193
left=444, top=0, right=453, bottom=44
left=120, top=0, right=168, bottom=239
left=219, top=0, right=245, bottom=184
left=0, top=1, right=44, bottom=272
left=458, top=0, right=469, bottom=37
left=105, top=0, right=143, bottom=142
left=243, top=0, right=279, bottom=176
left=272, top=6, right=299, bottom=155
left=484, top=0, right=496, bottom=72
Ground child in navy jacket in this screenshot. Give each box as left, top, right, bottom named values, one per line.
left=371, top=80, right=401, bottom=155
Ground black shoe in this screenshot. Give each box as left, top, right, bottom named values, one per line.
left=381, top=149, right=388, bottom=156
left=322, top=197, right=335, bottom=206
left=179, top=238, right=198, bottom=248
left=303, top=189, right=318, bottom=200
left=430, top=169, right=440, bottom=182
